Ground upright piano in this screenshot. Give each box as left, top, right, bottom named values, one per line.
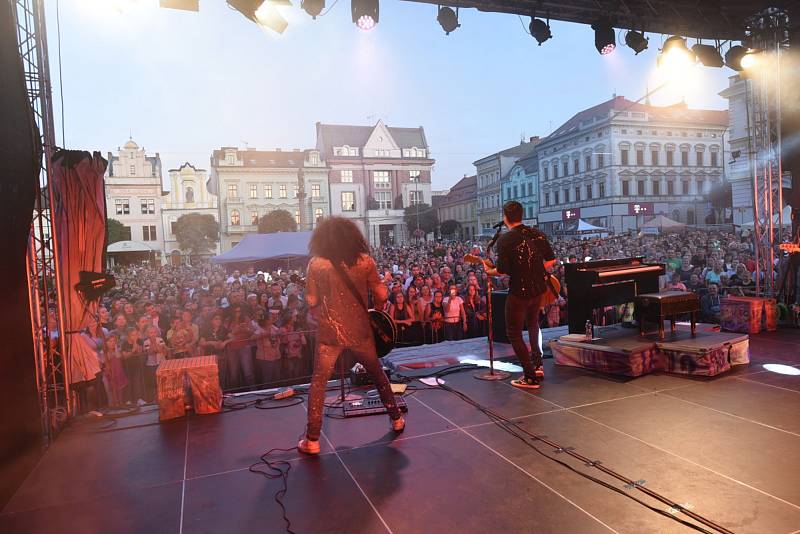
left=564, top=257, right=666, bottom=334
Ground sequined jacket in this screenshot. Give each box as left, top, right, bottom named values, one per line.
left=305, top=254, right=388, bottom=347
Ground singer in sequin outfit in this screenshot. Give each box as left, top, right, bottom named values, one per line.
left=298, top=217, right=404, bottom=455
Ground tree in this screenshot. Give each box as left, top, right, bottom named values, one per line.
left=258, top=209, right=297, bottom=234
left=404, top=203, right=438, bottom=238
left=173, top=213, right=220, bottom=257
left=106, top=218, right=130, bottom=244
left=440, top=219, right=461, bottom=238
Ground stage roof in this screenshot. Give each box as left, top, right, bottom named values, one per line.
left=211, top=231, right=312, bottom=265
left=406, top=0, right=789, bottom=40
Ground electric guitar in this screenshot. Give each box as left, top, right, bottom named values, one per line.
left=463, top=253, right=561, bottom=306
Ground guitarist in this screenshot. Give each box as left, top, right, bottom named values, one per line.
left=486, top=201, right=557, bottom=389
left=298, top=217, right=404, bottom=455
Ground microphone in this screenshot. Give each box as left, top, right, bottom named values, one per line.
left=492, top=221, right=504, bottom=229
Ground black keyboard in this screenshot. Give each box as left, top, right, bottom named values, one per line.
left=342, top=395, right=409, bottom=418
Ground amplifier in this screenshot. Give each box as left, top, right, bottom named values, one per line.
left=342, top=395, right=408, bottom=418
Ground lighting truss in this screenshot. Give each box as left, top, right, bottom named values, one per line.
left=13, top=0, right=71, bottom=446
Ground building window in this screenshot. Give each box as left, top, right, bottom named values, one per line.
left=653, top=181, right=660, bottom=195
left=230, top=210, right=240, bottom=226
left=637, top=181, right=645, bottom=196
left=553, top=164, right=559, bottom=179
left=543, top=166, right=549, bottom=180
left=314, top=207, right=323, bottom=221
left=574, top=186, right=581, bottom=202
left=142, top=225, right=157, bottom=241
left=129, top=165, right=135, bottom=176
left=170, top=221, right=178, bottom=235
left=527, top=183, right=533, bottom=196
left=249, top=184, right=258, bottom=199
left=562, top=161, right=568, bottom=176
left=622, top=181, right=630, bottom=196
left=250, top=210, right=259, bottom=225
left=409, top=170, right=420, bottom=182
left=667, top=181, right=675, bottom=195
left=140, top=198, right=155, bottom=214
left=563, top=189, right=570, bottom=203
left=227, top=183, right=238, bottom=198
left=599, top=182, right=605, bottom=197
left=710, top=152, right=718, bottom=167
left=295, top=210, right=300, bottom=224
left=666, top=151, right=674, bottom=166
left=554, top=190, right=560, bottom=204
left=293, top=185, right=299, bottom=198
left=309, top=152, right=319, bottom=164
left=185, top=187, right=195, bottom=203
left=374, top=171, right=391, bottom=189
left=341, top=192, right=356, bottom=212
left=696, top=150, right=704, bottom=166
left=543, top=193, right=549, bottom=207
left=375, top=191, right=392, bottom=209
left=311, top=183, right=321, bottom=198
left=513, top=185, right=518, bottom=198
left=115, top=198, right=130, bottom=215
left=682, top=181, right=689, bottom=195
left=265, top=185, right=272, bottom=198
left=279, top=185, right=287, bottom=198
left=340, top=170, right=353, bottom=183
left=651, top=151, right=659, bottom=165
left=636, top=150, right=644, bottom=166
left=574, top=159, right=580, bottom=174
left=621, top=149, right=629, bottom=165
left=597, top=153, right=604, bottom=167
left=681, top=151, right=689, bottom=166
left=697, top=178, right=704, bottom=194
left=585, top=155, right=592, bottom=171
left=586, top=184, right=593, bottom=200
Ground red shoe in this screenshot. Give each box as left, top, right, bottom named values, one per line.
left=511, top=376, right=541, bottom=389
left=391, top=416, right=406, bottom=433
left=534, top=366, right=545, bottom=378
left=297, top=438, right=320, bottom=455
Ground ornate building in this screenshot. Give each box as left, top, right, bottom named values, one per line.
left=209, top=147, right=329, bottom=251
left=160, top=163, right=220, bottom=263
left=536, top=96, right=728, bottom=234
left=105, top=138, right=165, bottom=254
left=475, top=138, right=539, bottom=235
left=437, top=175, right=478, bottom=240
left=316, top=120, right=434, bottom=246
left=502, top=151, right=540, bottom=225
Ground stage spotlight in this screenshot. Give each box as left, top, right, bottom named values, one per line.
left=529, top=18, right=552, bottom=45
left=725, top=45, right=747, bottom=71
left=352, top=0, right=379, bottom=31
left=624, top=30, right=648, bottom=54
left=437, top=6, right=459, bottom=35
left=658, top=36, right=695, bottom=68
left=592, top=21, right=616, bottom=55
left=763, top=363, right=800, bottom=376
left=692, top=43, right=724, bottom=67
left=301, top=0, right=324, bottom=18
left=740, top=51, right=759, bottom=70
left=227, top=0, right=288, bottom=33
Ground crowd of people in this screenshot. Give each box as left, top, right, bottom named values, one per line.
left=68, top=226, right=792, bottom=412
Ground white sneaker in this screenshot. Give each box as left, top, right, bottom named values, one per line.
left=89, top=410, right=104, bottom=417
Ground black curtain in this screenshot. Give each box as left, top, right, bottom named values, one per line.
left=0, top=0, right=44, bottom=509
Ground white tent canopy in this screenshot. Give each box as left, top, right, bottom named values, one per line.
left=740, top=206, right=792, bottom=228
left=575, top=219, right=607, bottom=232
left=107, top=240, right=158, bottom=253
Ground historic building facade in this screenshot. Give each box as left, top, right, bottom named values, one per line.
left=160, top=162, right=220, bottom=262
left=502, top=151, right=540, bottom=225
left=536, top=96, right=728, bottom=234
left=475, top=138, right=539, bottom=235
left=105, top=138, right=166, bottom=253
left=437, top=175, right=478, bottom=240
left=315, top=120, right=433, bottom=246
left=209, top=147, right=329, bottom=251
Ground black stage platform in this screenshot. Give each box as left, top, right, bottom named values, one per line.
left=2, top=329, right=800, bottom=533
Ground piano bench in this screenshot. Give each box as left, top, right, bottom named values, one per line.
left=636, top=291, right=700, bottom=340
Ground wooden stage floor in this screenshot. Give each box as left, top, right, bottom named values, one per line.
left=2, top=328, right=800, bottom=534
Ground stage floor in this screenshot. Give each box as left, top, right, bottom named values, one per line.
left=2, top=329, right=800, bottom=534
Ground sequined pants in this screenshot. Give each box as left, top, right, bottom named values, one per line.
left=305, top=339, right=401, bottom=441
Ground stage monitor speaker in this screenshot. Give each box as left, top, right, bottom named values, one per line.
left=491, top=290, right=530, bottom=343
left=75, top=270, right=116, bottom=301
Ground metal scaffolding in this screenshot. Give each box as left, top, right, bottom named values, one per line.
left=14, top=0, right=71, bottom=446
left=745, top=8, right=790, bottom=297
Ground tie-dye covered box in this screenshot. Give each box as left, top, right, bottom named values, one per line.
left=550, top=338, right=660, bottom=377
left=157, top=355, right=222, bottom=420
left=720, top=296, right=777, bottom=334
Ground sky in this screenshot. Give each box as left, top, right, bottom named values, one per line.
left=45, top=0, right=734, bottom=190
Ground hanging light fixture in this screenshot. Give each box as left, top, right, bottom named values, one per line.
left=592, top=20, right=616, bottom=55
left=692, top=43, right=724, bottom=67
left=437, top=6, right=459, bottom=35
left=529, top=18, right=552, bottom=45
left=301, top=0, right=324, bottom=18
left=352, top=0, right=379, bottom=31
left=624, top=30, right=648, bottom=55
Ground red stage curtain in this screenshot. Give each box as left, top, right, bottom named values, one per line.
left=52, top=150, right=108, bottom=384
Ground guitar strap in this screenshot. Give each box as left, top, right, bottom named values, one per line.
left=331, top=260, right=370, bottom=313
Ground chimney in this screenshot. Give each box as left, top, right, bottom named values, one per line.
left=529, top=136, right=540, bottom=143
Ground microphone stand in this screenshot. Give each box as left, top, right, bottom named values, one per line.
left=475, top=225, right=511, bottom=381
